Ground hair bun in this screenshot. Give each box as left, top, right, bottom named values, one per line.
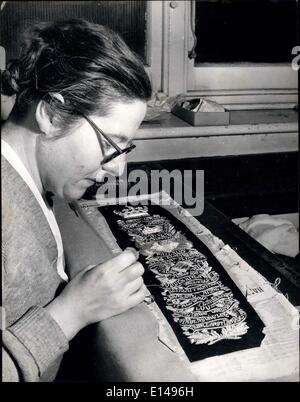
left=1, top=61, right=20, bottom=96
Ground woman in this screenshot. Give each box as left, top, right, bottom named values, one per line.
left=2, top=18, right=152, bottom=381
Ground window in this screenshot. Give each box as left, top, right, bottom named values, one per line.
left=1, top=1, right=147, bottom=62
left=0, top=1, right=163, bottom=92
left=1, top=1, right=298, bottom=107
left=163, top=0, right=298, bottom=108
left=194, top=0, right=297, bottom=64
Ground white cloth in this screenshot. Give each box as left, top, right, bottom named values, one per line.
left=1, top=139, right=68, bottom=281
left=238, top=214, right=299, bottom=258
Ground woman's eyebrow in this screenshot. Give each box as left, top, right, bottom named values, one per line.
left=107, top=133, right=129, bottom=143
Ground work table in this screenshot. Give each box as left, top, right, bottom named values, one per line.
left=53, top=193, right=299, bottom=382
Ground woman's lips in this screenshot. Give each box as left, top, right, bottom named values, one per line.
left=80, top=178, right=96, bottom=187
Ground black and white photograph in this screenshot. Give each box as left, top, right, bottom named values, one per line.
left=1, top=0, right=299, bottom=385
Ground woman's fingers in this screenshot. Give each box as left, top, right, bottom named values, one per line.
left=96, top=247, right=139, bottom=274
left=125, top=276, right=145, bottom=295
left=122, top=261, right=145, bottom=282
left=127, top=284, right=148, bottom=308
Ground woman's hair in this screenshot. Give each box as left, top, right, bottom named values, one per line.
left=1, top=18, right=152, bottom=130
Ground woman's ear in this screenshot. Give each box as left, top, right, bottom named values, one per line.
left=35, top=100, right=54, bottom=137
left=35, top=93, right=64, bottom=137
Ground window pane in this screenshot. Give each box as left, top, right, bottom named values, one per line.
left=194, top=0, right=298, bottom=63
left=0, top=1, right=147, bottom=63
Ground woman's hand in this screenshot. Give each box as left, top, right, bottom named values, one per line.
left=45, top=248, right=146, bottom=341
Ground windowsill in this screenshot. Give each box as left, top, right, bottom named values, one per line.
left=137, top=109, right=298, bottom=139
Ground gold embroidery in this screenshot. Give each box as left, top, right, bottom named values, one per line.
left=114, top=206, right=249, bottom=345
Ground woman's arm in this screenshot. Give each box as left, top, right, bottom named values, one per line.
left=2, top=306, right=69, bottom=382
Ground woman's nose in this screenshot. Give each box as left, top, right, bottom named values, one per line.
left=103, top=154, right=126, bottom=177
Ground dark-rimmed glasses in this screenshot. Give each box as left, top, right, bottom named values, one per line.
left=83, top=114, right=136, bottom=165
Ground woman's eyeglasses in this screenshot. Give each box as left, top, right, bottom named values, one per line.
left=82, top=114, right=136, bottom=165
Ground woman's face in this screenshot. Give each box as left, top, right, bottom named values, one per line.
left=37, top=100, right=147, bottom=200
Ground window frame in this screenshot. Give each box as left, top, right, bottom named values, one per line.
left=157, top=0, right=298, bottom=109
left=144, top=1, right=164, bottom=93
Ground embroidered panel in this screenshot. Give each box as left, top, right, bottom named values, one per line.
left=100, top=203, right=265, bottom=361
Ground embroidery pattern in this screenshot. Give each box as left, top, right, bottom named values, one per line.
left=114, top=206, right=249, bottom=345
